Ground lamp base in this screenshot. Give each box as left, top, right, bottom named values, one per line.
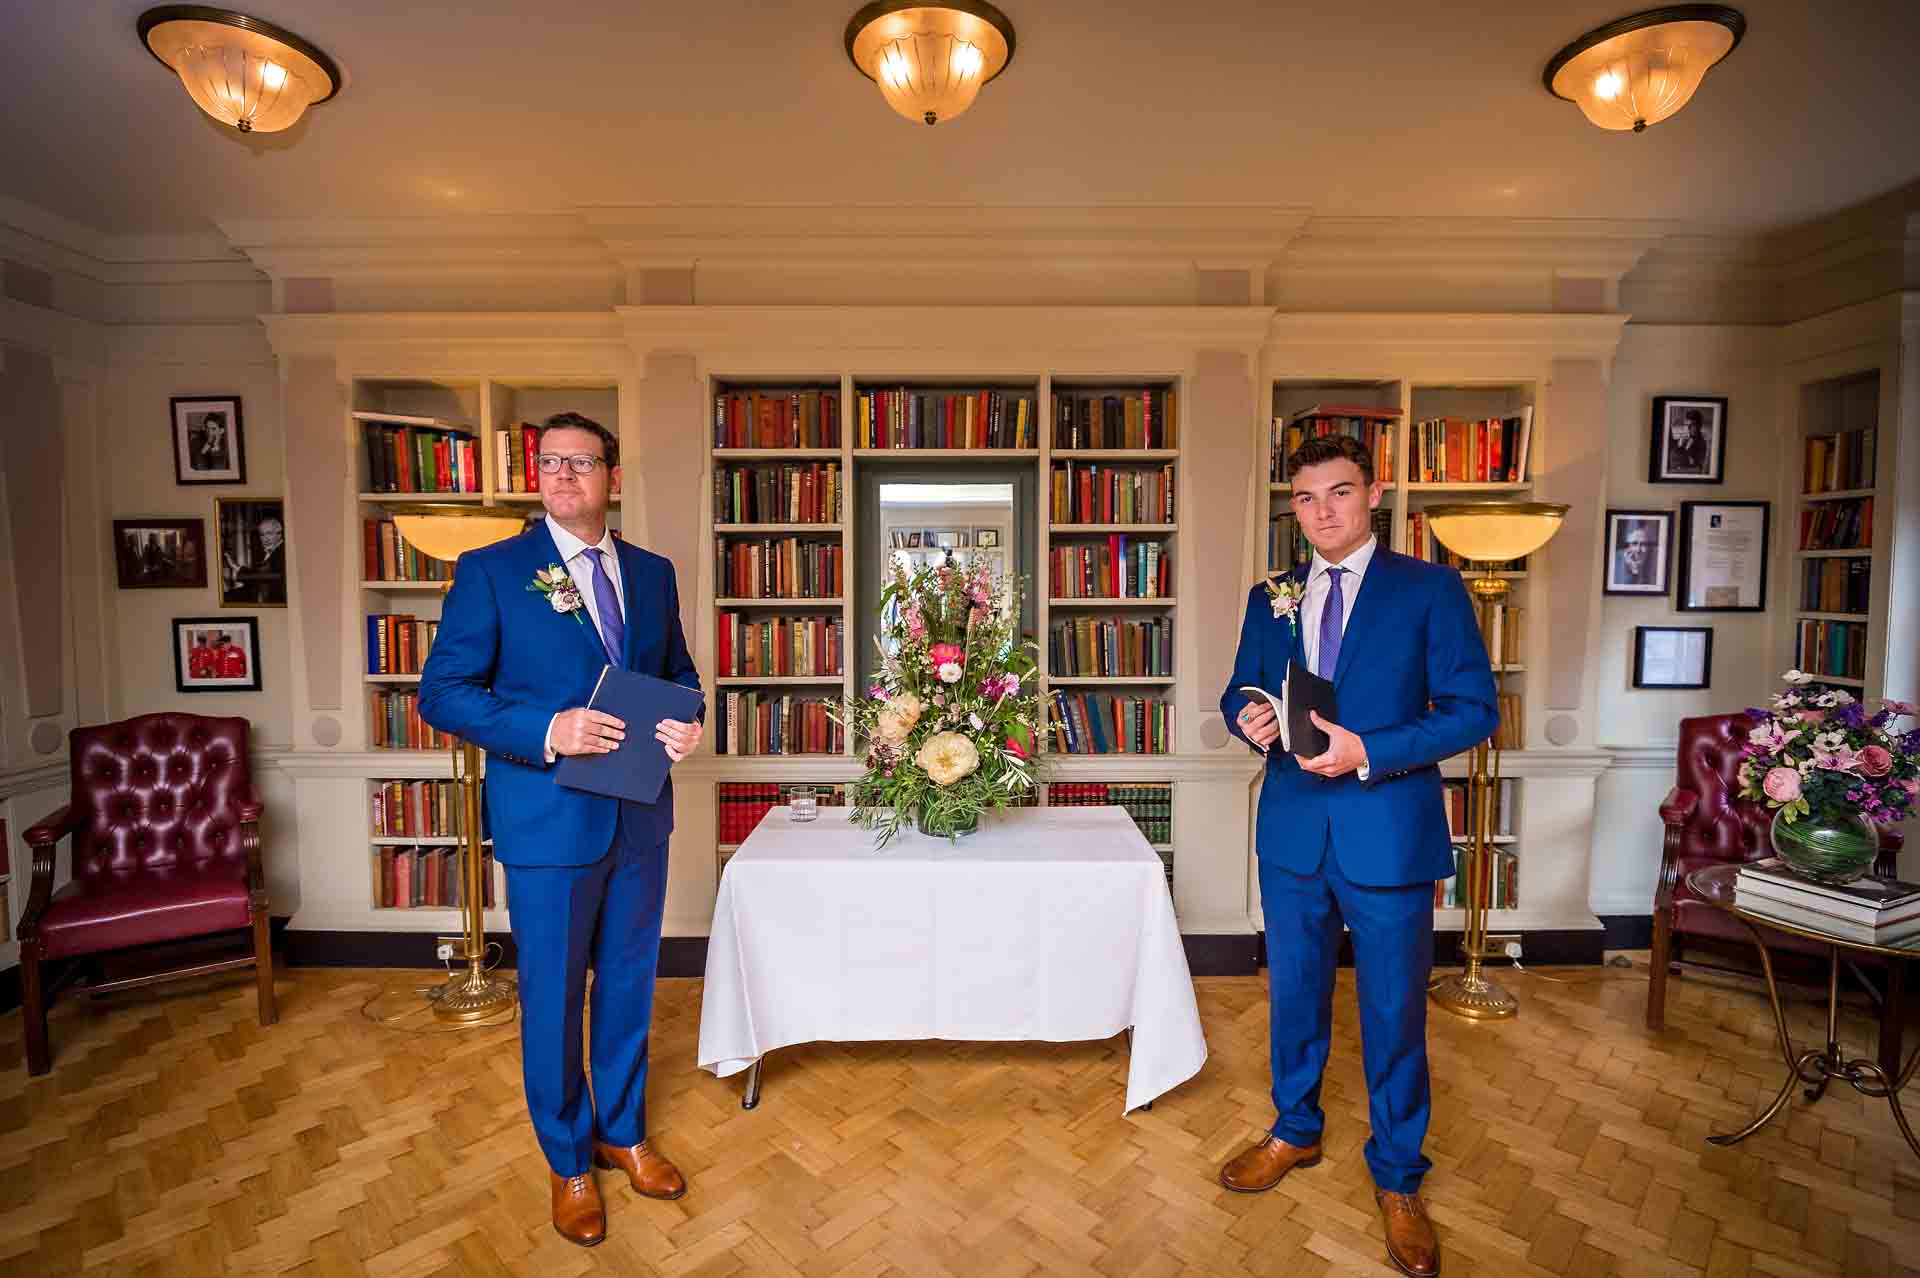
left=430, top=968, right=518, bottom=1025
left=1429, top=968, right=1518, bottom=1021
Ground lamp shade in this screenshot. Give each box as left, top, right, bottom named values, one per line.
left=1424, top=502, right=1569, bottom=565
left=1544, top=6, right=1743, bottom=133
left=389, top=506, right=528, bottom=565
left=139, top=6, right=340, bottom=134
left=846, top=2, right=1015, bottom=126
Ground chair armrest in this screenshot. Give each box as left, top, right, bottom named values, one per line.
left=238, top=788, right=269, bottom=908
left=1659, top=787, right=1698, bottom=827
left=1652, top=787, right=1699, bottom=915
left=19, top=804, right=78, bottom=949
left=235, top=787, right=265, bottom=824
left=24, top=805, right=79, bottom=848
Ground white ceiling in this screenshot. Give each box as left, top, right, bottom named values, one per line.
left=3, top=0, right=1917, bottom=239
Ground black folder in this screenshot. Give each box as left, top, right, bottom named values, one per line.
left=554, top=667, right=705, bottom=805
left=1285, top=659, right=1338, bottom=757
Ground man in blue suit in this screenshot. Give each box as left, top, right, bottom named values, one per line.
left=1218, top=434, right=1496, bottom=1278
left=420, top=412, right=702, bottom=1248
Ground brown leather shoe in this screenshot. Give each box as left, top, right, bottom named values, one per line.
left=592, top=1139, right=687, bottom=1200
left=1218, top=1135, right=1322, bottom=1193
left=549, top=1171, right=606, bottom=1247
left=1376, top=1189, right=1440, bottom=1277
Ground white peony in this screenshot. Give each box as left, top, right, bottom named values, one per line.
left=550, top=586, right=582, bottom=613
left=874, top=692, right=924, bottom=744
left=916, top=731, right=980, bottom=786
left=938, top=662, right=963, bottom=684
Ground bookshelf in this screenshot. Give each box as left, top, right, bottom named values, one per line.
left=367, top=777, right=503, bottom=913
left=1789, top=369, right=1883, bottom=691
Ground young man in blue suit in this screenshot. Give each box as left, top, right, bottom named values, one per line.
left=1218, top=434, right=1497, bottom=1278
left=419, top=412, right=703, bottom=1247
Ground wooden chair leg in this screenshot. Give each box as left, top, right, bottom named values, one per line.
left=1646, top=909, right=1672, bottom=1032
left=20, top=950, right=50, bottom=1077
left=252, top=912, right=277, bottom=1027
left=1880, top=958, right=1906, bottom=1080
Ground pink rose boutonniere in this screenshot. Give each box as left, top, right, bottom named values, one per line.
left=527, top=565, right=585, bottom=623
left=1263, top=574, right=1303, bottom=635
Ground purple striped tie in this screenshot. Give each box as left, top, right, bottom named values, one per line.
left=1317, top=566, right=1346, bottom=679
left=585, top=547, right=624, bottom=666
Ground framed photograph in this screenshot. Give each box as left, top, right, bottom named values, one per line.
left=906, top=531, right=922, bottom=548
left=1602, top=510, right=1673, bottom=595
left=216, top=498, right=287, bottom=608
left=172, top=617, right=262, bottom=693
left=112, top=518, right=207, bottom=589
left=1648, top=395, right=1726, bottom=484
left=935, top=530, right=957, bottom=549
left=170, top=396, right=247, bottom=485
left=1632, top=626, right=1713, bottom=690
left=975, top=528, right=1000, bottom=548
left=1677, top=500, right=1770, bottom=612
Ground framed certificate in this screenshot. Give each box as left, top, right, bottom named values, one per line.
left=1632, top=626, right=1713, bottom=689
left=1677, top=501, right=1769, bottom=612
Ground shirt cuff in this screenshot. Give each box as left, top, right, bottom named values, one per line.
left=544, top=713, right=560, bottom=764
left=1356, top=760, right=1370, bottom=781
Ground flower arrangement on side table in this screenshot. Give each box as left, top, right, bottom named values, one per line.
left=1738, top=670, right=1920, bottom=884
left=836, top=559, right=1042, bottom=844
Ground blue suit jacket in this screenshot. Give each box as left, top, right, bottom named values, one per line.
left=1219, top=548, right=1498, bottom=887
left=418, top=522, right=701, bottom=867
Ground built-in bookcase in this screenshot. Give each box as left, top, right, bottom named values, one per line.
left=1791, top=369, right=1882, bottom=692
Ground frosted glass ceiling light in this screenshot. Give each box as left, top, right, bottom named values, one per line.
left=1544, top=6, right=1743, bottom=133
left=139, top=6, right=341, bottom=134
left=846, top=1, right=1015, bottom=126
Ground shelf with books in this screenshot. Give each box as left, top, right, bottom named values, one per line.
left=1050, top=383, right=1179, bottom=451
left=853, top=381, right=1040, bottom=451
left=1789, top=369, right=1885, bottom=694
left=855, top=448, right=1039, bottom=459
left=1046, top=597, right=1177, bottom=608
left=713, top=522, right=847, bottom=534
left=713, top=383, right=843, bottom=452
left=1796, top=548, right=1871, bottom=559
left=485, top=381, right=619, bottom=499
left=717, top=448, right=844, bottom=460
left=1055, top=448, right=1179, bottom=461
left=1045, top=779, right=1174, bottom=885
left=1045, top=610, right=1174, bottom=681
left=1043, top=688, right=1174, bottom=756
left=367, top=776, right=501, bottom=912
left=1800, top=487, right=1877, bottom=502
left=1048, top=455, right=1176, bottom=527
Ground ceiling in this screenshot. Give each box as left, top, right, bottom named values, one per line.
left=3, top=0, right=1917, bottom=240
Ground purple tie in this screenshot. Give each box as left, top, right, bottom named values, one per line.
left=584, top=547, right=624, bottom=667
left=1317, top=566, right=1346, bottom=679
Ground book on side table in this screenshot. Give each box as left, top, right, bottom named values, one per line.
left=1734, top=857, right=1920, bottom=942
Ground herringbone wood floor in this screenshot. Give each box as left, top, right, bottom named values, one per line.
left=1, top=959, right=1917, bottom=1276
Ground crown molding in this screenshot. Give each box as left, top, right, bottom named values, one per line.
left=257, top=310, right=631, bottom=374
left=219, top=214, right=619, bottom=284
left=616, top=304, right=1275, bottom=355
left=0, top=297, right=105, bottom=367
left=1778, top=292, right=1908, bottom=365
left=1264, top=311, right=1630, bottom=367
left=0, top=196, right=258, bottom=288
left=1279, top=216, right=1669, bottom=284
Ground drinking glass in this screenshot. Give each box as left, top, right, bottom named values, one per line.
left=789, top=786, right=818, bottom=822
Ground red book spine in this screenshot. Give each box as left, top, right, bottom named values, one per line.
left=523, top=426, right=539, bottom=492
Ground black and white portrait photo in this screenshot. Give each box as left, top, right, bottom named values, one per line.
left=217, top=498, right=287, bottom=607
left=1648, top=395, right=1726, bottom=484
left=171, top=396, right=247, bottom=485
left=1602, top=509, right=1672, bottom=595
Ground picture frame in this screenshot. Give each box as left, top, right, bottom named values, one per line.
left=1632, top=626, right=1713, bottom=690
left=215, top=498, right=288, bottom=608
left=170, top=396, right=247, bottom=485
left=112, top=518, right=208, bottom=589
left=1677, top=500, right=1770, bottom=612
left=172, top=616, right=262, bottom=693
left=906, top=531, right=922, bottom=548
left=1648, top=395, right=1726, bottom=484
left=975, top=528, right=1000, bottom=548
left=1601, top=509, right=1673, bottom=596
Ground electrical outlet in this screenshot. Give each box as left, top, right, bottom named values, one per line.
left=1485, top=933, right=1521, bottom=961
left=437, top=935, right=470, bottom=962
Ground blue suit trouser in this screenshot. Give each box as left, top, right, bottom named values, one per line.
left=1258, top=845, right=1434, bottom=1193
left=504, top=806, right=668, bottom=1176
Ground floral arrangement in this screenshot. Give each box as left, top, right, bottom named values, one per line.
left=1263, top=573, right=1303, bottom=633
left=836, top=559, right=1042, bottom=843
left=1738, top=670, right=1920, bottom=827
left=528, top=565, right=585, bottom=622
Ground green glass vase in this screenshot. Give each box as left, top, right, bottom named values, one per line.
left=915, top=802, right=980, bottom=839
left=1770, top=807, right=1878, bottom=885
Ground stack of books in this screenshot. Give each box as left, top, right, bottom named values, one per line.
left=1733, top=857, right=1920, bottom=943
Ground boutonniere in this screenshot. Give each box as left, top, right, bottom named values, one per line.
left=1263, top=574, right=1303, bottom=634
left=528, top=565, right=585, bottom=623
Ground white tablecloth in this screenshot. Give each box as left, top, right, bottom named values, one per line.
left=697, top=805, right=1207, bottom=1113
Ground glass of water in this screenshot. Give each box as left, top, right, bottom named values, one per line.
left=789, top=786, right=818, bottom=822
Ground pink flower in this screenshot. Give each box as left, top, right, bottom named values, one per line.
left=1882, top=699, right=1917, bottom=717
left=929, top=642, right=964, bottom=670
left=1812, top=745, right=1863, bottom=773
left=1796, top=710, right=1826, bottom=725
left=1762, top=767, right=1803, bottom=803
left=1748, top=720, right=1803, bottom=752
left=1005, top=735, right=1027, bottom=759
left=1860, top=745, right=1894, bottom=777
left=1903, top=778, right=1920, bottom=798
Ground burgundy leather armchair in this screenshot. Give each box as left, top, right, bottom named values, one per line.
left=19, top=712, right=275, bottom=1075
left=1651, top=712, right=1905, bottom=1069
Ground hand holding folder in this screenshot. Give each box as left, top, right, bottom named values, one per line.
left=1238, top=659, right=1339, bottom=758
left=555, top=667, right=705, bottom=805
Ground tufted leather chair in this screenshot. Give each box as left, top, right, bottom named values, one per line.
left=1650, top=712, right=1905, bottom=1068
left=19, top=712, right=275, bottom=1075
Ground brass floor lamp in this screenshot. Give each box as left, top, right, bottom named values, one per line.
left=391, top=504, right=529, bottom=1025
left=1422, top=501, right=1567, bottom=1021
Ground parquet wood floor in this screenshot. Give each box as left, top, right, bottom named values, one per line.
left=0, top=958, right=1916, bottom=1276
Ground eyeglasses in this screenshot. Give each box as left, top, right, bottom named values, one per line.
left=535, top=453, right=608, bottom=475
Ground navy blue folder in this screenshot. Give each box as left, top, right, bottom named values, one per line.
left=554, top=666, right=705, bottom=805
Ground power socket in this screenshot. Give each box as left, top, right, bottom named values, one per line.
left=1485, top=933, right=1521, bottom=962
left=436, top=935, right=471, bottom=962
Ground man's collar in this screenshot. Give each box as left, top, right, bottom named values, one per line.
left=1308, top=534, right=1378, bottom=581
left=545, top=514, right=615, bottom=563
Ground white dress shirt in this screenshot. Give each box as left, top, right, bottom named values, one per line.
left=1295, top=533, right=1376, bottom=778
left=543, top=514, right=625, bottom=761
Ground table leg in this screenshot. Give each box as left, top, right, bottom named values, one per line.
left=742, top=1057, right=764, bottom=1111
left=1709, top=921, right=1820, bottom=1147
left=1805, top=949, right=1841, bottom=1103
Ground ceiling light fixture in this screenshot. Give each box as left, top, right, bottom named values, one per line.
left=845, top=1, right=1015, bottom=126
left=1544, top=5, right=1743, bottom=133
left=139, top=6, right=341, bottom=134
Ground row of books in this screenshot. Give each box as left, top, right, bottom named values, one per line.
left=1798, top=497, right=1872, bottom=550
left=1437, top=847, right=1519, bottom=910
left=371, top=779, right=479, bottom=838
left=1482, top=603, right=1525, bottom=667
left=367, top=614, right=438, bottom=675
left=1800, top=557, right=1870, bottom=615
left=1053, top=390, right=1178, bottom=450
left=1405, top=512, right=1529, bottom=572
left=369, top=689, right=456, bottom=750
left=1045, top=691, right=1173, bottom=755
left=713, top=389, right=841, bottom=450
left=1268, top=509, right=1393, bottom=572
left=1270, top=408, right=1397, bottom=483
left=1802, top=429, right=1876, bottom=494
left=361, top=518, right=454, bottom=583
left=716, top=782, right=850, bottom=844
left=1049, top=462, right=1176, bottom=525
left=1047, top=615, right=1173, bottom=678
left=715, top=537, right=844, bottom=600
left=712, top=463, right=842, bottom=525
left=1795, top=619, right=1868, bottom=680
left=359, top=417, right=481, bottom=495
left=1409, top=411, right=1532, bottom=484
left=715, top=692, right=845, bottom=755
left=1049, top=538, right=1171, bottom=599
left=1442, top=777, right=1517, bottom=839
left=716, top=612, right=845, bottom=679
left=856, top=389, right=1037, bottom=451
left=1046, top=781, right=1172, bottom=843
left=373, top=846, right=497, bottom=910
left=495, top=422, right=544, bottom=493
left=1734, top=857, right=1920, bottom=943
left=1493, top=693, right=1523, bottom=751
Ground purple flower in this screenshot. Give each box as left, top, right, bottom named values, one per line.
left=870, top=684, right=887, bottom=699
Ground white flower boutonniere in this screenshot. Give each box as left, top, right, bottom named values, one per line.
left=528, top=565, right=586, bottom=623
left=1263, top=574, right=1303, bottom=635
